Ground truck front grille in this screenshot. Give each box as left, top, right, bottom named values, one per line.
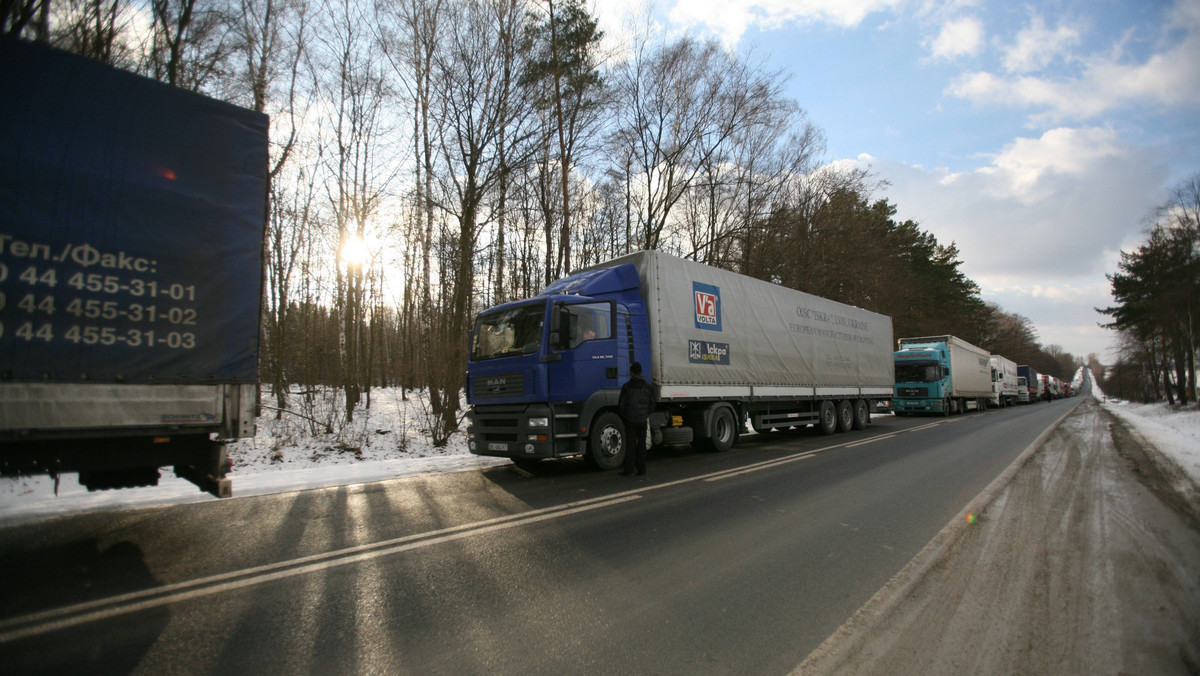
left=474, top=372, right=524, bottom=398
left=898, top=387, right=927, bottom=398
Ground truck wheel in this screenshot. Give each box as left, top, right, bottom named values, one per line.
left=586, top=411, right=625, bottom=471
left=706, top=406, right=737, bottom=452
left=836, top=400, right=854, bottom=433
left=660, top=426, right=693, bottom=446
left=942, top=399, right=951, bottom=417
left=818, top=401, right=838, bottom=435
left=852, top=400, right=870, bottom=430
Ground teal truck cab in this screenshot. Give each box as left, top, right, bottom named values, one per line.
left=892, top=335, right=992, bottom=416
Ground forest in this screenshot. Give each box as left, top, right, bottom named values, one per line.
left=5, top=0, right=1110, bottom=441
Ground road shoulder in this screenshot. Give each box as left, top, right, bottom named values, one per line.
left=795, top=399, right=1200, bottom=675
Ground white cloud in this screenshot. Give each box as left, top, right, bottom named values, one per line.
left=661, top=0, right=905, bottom=48
left=1001, top=13, right=1080, bottom=73
left=927, top=16, right=985, bottom=60
left=947, top=3, right=1200, bottom=121
left=852, top=127, right=1168, bottom=358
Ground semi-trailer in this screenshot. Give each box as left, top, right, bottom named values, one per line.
left=0, top=41, right=268, bottom=497
left=465, top=250, right=895, bottom=471
left=1017, top=365, right=1042, bottom=403
left=988, top=354, right=1019, bottom=408
left=892, top=335, right=992, bottom=415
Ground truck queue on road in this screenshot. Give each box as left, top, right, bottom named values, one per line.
left=465, top=250, right=1076, bottom=472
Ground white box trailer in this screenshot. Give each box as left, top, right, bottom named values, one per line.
left=611, top=251, right=896, bottom=444
left=988, top=355, right=1019, bottom=407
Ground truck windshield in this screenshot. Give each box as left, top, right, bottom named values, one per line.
left=471, top=303, right=545, bottom=361
left=895, top=360, right=942, bottom=383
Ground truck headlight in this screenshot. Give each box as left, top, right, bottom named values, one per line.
left=528, top=417, right=549, bottom=428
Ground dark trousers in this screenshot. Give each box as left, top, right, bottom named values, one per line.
left=624, top=421, right=647, bottom=473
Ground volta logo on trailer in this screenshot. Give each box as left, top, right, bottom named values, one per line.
left=693, top=281, right=722, bottom=331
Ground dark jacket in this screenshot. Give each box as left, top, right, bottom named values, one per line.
left=618, top=374, right=657, bottom=425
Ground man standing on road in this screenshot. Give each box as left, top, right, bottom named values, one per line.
left=618, top=361, right=657, bottom=476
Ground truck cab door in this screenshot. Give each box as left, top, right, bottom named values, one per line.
left=547, top=301, right=619, bottom=403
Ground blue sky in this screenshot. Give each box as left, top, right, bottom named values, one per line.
left=595, top=0, right=1200, bottom=361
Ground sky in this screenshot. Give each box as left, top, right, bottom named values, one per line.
left=592, top=0, right=1200, bottom=362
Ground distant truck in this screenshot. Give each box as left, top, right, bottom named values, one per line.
left=988, top=355, right=1019, bottom=408
left=465, top=250, right=895, bottom=471
left=892, top=335, right=992, bottom=415
left=1016, top=376, right=1031, bottom=404
left=1017, top=365, right=1041, bottom=403
left=0, top=41, right=268, bottom=497
left=1043, top=375, right=1061, bottom=400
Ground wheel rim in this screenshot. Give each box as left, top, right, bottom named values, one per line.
left=599, top=425, right=622, bottom=459
left=715, top=411, right=733, bottom=444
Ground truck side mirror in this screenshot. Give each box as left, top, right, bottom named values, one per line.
left=551, top=305, right=571, bottom=351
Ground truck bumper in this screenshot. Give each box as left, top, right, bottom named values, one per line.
left=893, top=398, right=946, bottom=414
left=466, top=404, right=581, bottom=460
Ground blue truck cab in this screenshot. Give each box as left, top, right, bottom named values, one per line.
left=893, top=342, right=952, bottom=415
left=466, top=263, right=650, bottom=471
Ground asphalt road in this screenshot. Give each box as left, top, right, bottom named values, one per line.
left=0, top=398, right=1080, bottom=675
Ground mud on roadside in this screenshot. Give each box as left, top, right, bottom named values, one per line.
left=797, top=399, right=1200, bottom=675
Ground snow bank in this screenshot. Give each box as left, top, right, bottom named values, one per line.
left=0, top=388, right=498, bottom=525
left=1087, top=368, right=1200, bottom=487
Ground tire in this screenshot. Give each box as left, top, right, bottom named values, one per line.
left=942, top=399, right=951, bottom=417
left=836, top=400, right=854, bottom=433
left=660, top=426, right=693, bottom=446
left=707, top=406, right=737, bottom=452
left=818, top=401, right=838, bottom=435
left=852, top=400, right=870, bottom=430
left=586, top=411, right=625, bottom=471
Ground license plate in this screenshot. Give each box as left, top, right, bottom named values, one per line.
left=488, top=442, right=508, bottom=451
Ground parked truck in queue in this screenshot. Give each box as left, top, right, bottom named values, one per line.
left=1017, top=365, right=1042, bottom=403
left=988, top=354, right=1019, bottom=408
left=465, top=250, right=895, bottom=471
left=0, top=41, right=268, bottom=497
left=892, top=335, right=993, bottom=415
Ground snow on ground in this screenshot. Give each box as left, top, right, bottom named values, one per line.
left=1090, top=369, right=1200, bottom=487
left=0, top=388, right=502, bottom=525
left=4, top=375, right=1199, bottom=525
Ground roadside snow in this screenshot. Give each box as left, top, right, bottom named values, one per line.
left=0, top=388, right=498, bottom=525
left=1088, top=368, right=1200, bottom=487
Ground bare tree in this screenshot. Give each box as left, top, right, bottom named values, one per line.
left=146, top=0, right=234, bottom=92
left=2, top=0, right=48, bottom=38
left=48, top=0, right=138, bottom=65
left=424, top=0, right=538, bottom=441
left=608, top=36, right=788, bottom=252
left=314, top=0, right=400, bottom=420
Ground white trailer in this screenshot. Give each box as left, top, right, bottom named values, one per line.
left=988, top=355, right=1019, bottom=408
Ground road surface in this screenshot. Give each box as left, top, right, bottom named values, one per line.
left=5, top=396, right=1192, bottom=674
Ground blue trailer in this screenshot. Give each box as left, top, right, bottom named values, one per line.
left=0, top=40, right=268, bottom=497
left=466, top=250, right=895, bottom=471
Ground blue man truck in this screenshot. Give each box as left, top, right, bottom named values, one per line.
left=892, top=335, right=992, bottom=416
left=0, top=41, right=267, bottom=497
left=465, top=250, right=895, bottom=471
